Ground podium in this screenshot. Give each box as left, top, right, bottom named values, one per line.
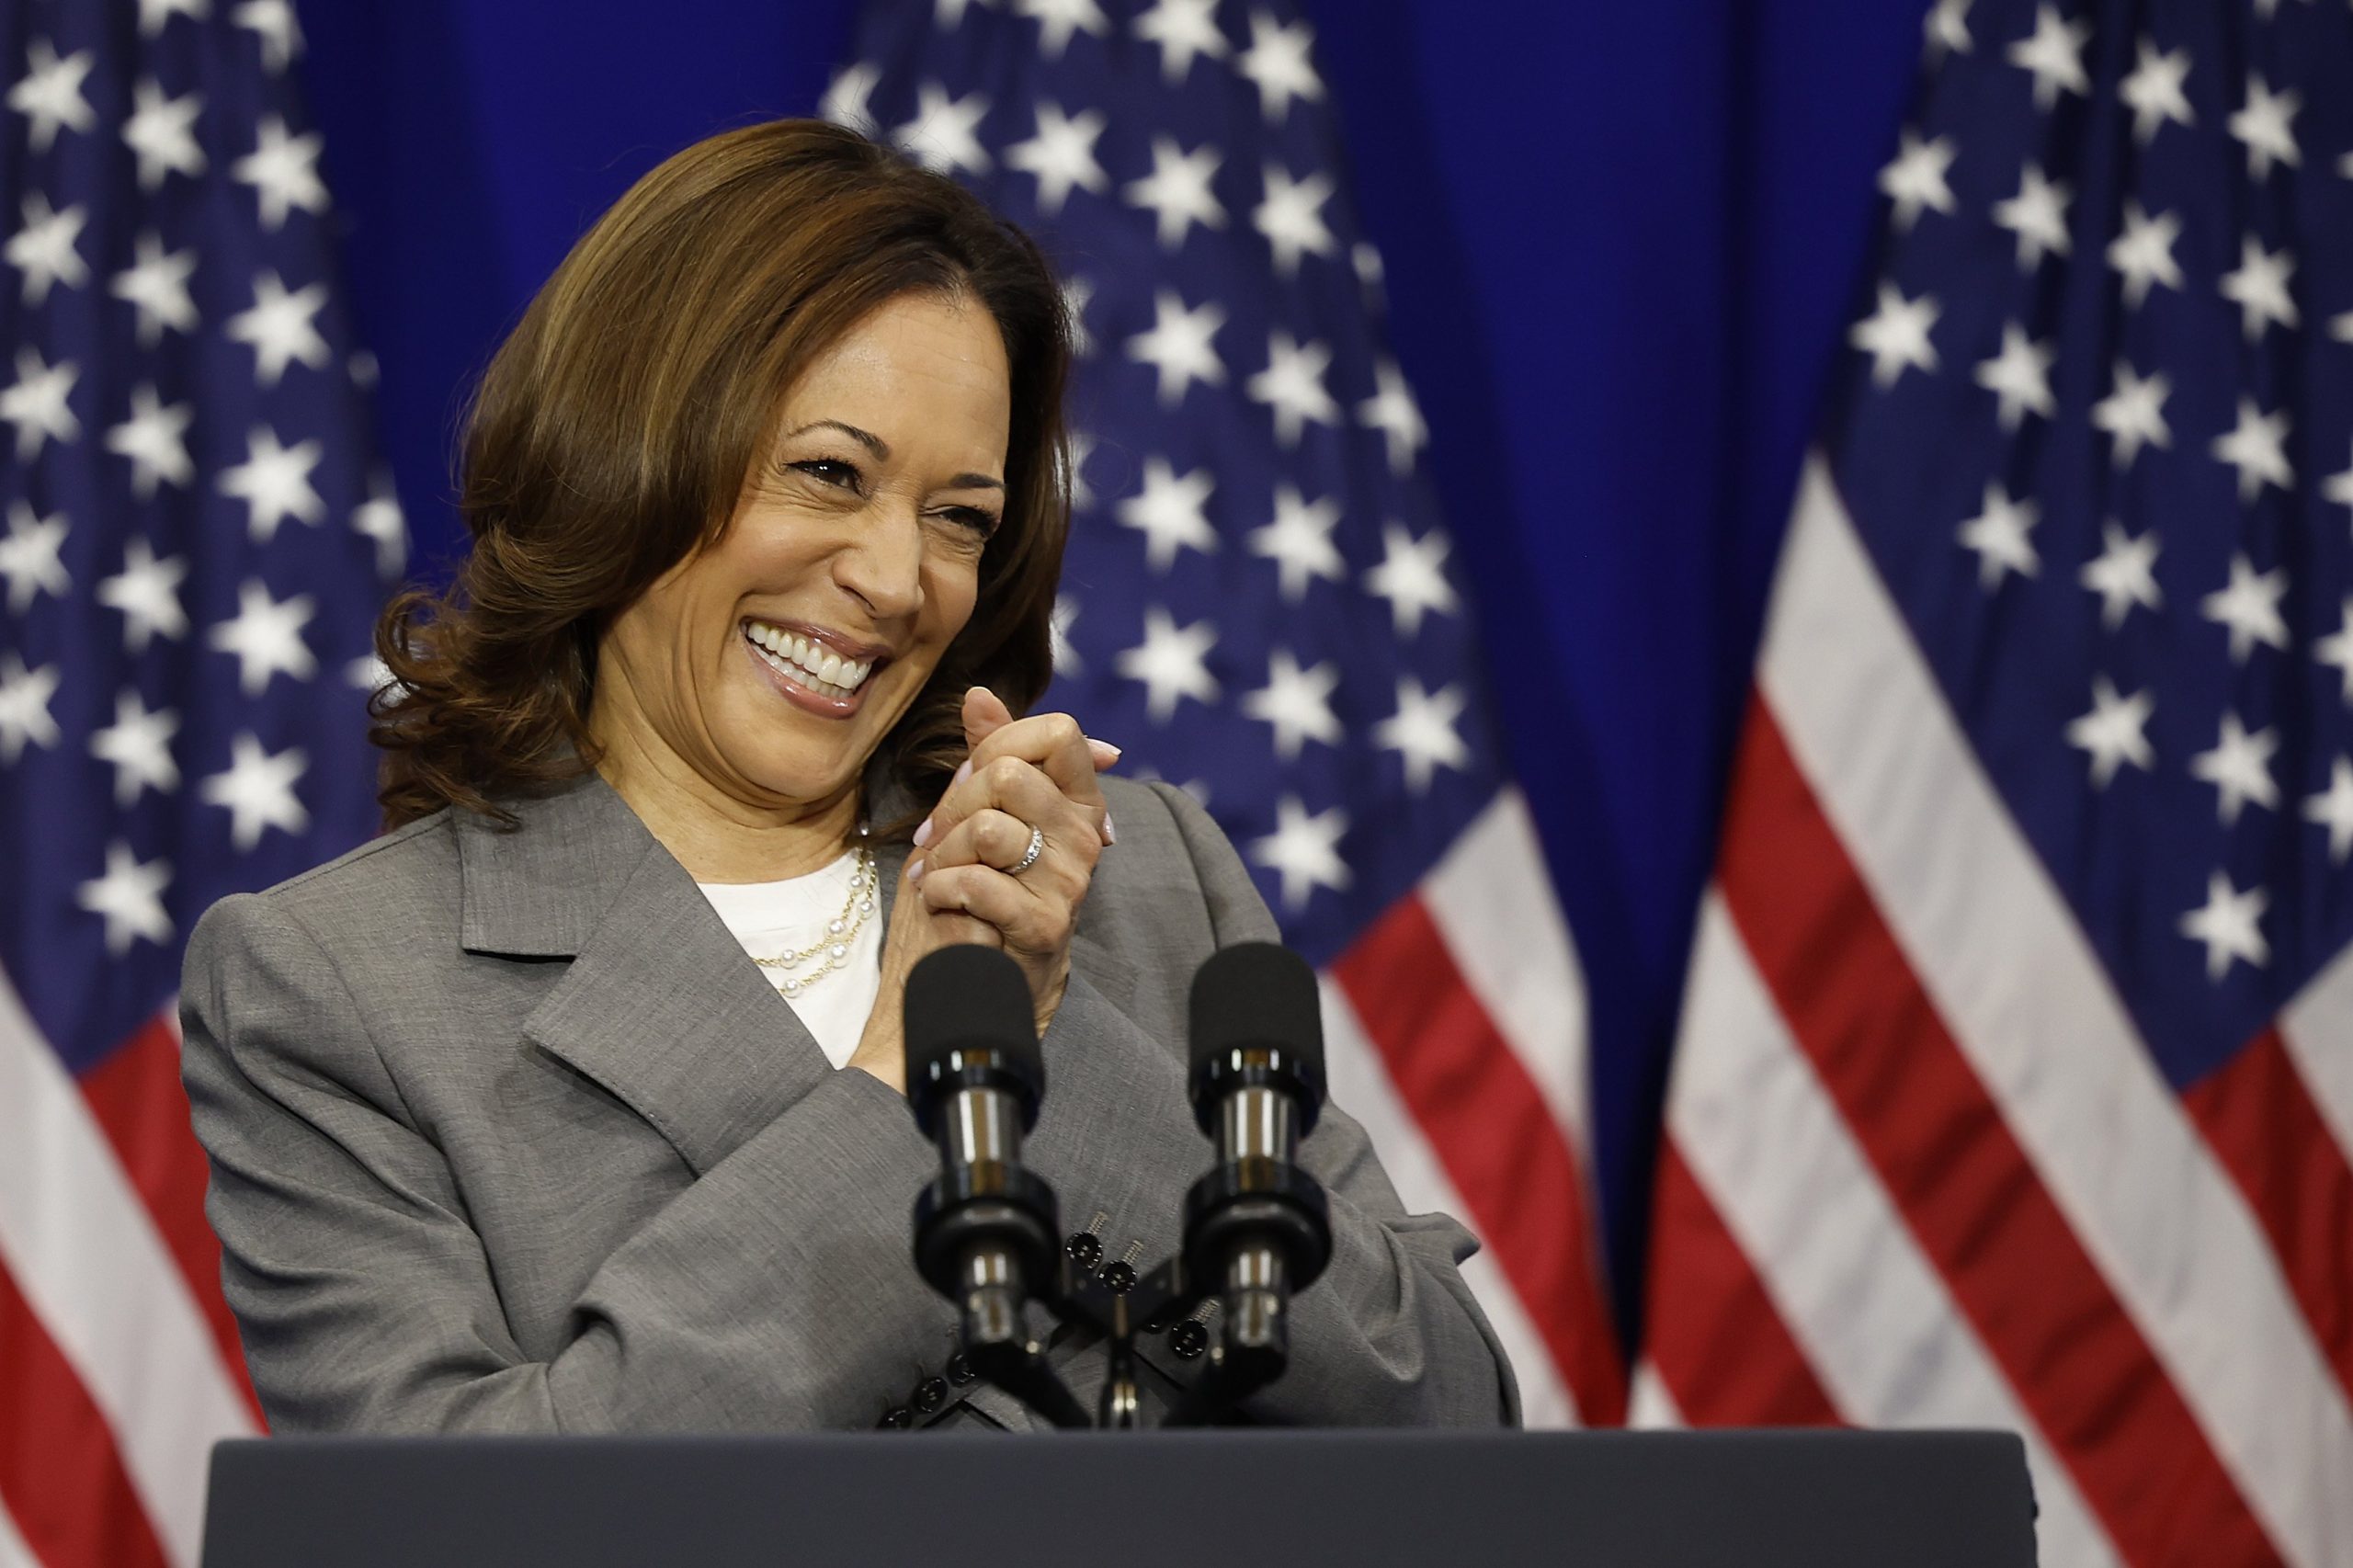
left=201, top=1429, right=2037, bottom=1566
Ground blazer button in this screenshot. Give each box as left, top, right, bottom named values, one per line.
left=947, top=1353, right=978, bottom=1387
left=912, top=1377, right=949, bottom=1414
left=1100, top=1259, right=1136, bottom=1293
left=877, top=1405, right=915, bottom=1430
left=1065, top=1231, right=1103, bottom=1270
left=1168, top=1319, right=1210, bottom=1359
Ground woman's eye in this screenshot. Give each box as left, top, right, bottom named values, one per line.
left=938, top=506, right=1001, bottom=537
left=790, top=458, right=861, bottom=490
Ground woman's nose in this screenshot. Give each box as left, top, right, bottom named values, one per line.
left=835, top=500, right=925, bottom=620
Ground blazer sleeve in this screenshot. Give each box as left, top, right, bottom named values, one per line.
left=181, top=891, right=951, bottom=1436
left=1151, top=783, right=1522, bottom=1427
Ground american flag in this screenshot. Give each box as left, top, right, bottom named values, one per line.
left=828, top=0, right=1623, bottom=1428
left=1636, top=2, right=2353, bottom=1565
left=0, top=1, right=396, bottom=1562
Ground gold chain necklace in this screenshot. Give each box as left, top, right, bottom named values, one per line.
left=752, top=844, right=879, bottom=999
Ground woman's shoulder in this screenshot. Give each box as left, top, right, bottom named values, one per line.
left=1096, top=774, right=1222, bottom=866
left=1097, top=771, right=1222, bottom=824
left=187, top=808, right=465, bottom=972
left=1088, top=775, right=1279, bottom=948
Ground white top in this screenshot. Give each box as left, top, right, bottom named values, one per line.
left=695, top=850, right=882, bottom=1071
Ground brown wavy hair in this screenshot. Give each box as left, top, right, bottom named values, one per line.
left=370, top=119, right=1072, bottom=835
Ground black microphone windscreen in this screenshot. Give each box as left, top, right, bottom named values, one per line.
left=1188, top=942, right=1324, bottom=1077
left=904, top=944, right=1042, bottom=1087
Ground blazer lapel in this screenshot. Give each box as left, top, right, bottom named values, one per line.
left=458, top=774, right=835, bottom=1176
left=462, top=772, right=1144, bottom=1180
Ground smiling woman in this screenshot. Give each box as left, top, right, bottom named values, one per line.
left=371, top=121, right=1067, bottom=843
left=176, top=119, right=1514, bottom=1437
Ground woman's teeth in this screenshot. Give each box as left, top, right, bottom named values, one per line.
left=745, top=622, right=874, bottom=699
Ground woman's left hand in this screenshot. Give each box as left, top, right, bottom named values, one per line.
left=907, top=687, right=1118, bottom=1032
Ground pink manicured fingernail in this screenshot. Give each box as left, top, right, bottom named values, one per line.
left=952, top=759, right=973, bottom=787
left=1100, top=811, right=1117, bottom=846
left=1087, top=738, right=1122, bottom=766
left=913, top=816, right=934, bottom=847
left=907, top=858, right=926, bottom=881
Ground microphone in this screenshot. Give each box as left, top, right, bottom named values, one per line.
left=1180, top=942, right=1334, bottom=1400
left=904, top=946, right=1068, bottom=1404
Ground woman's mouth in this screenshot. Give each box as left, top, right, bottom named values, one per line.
left=742, top=619, right=881, bottom=713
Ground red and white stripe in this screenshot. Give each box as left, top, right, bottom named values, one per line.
left=0, top=1498, right=39, bottom=1568
left=0, top=974, right=261, bottom=1568
left=1640, top=456, right=2353, bottom=1568
left=2281, top=947, right=2353, bottom=1163
left=1322, top=789, right=1624, bottom=1427
left=1660, top=894, right=2118, bottom=1566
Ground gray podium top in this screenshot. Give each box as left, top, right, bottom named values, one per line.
left=202, top=1428, right=2039, bottom=1568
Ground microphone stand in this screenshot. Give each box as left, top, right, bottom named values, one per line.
left=918, top=1222, right=1238, bottom=1429
left=1040, top=1253, right=1211, bottom=1430
left=945, top=1172, right=1330, bottom=1431
left=913, top=1099, right=1319, bottom=1428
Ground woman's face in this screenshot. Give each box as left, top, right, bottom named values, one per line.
left=596, top=290, right=1012, bottom=815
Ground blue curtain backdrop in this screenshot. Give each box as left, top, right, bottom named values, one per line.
left=291, top=0, right=1928, bottom=1341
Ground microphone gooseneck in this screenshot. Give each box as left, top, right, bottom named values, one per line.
left=904, top=946, right=1086, bottom=1427
left=1180, top=942, right=1335, bottom=1403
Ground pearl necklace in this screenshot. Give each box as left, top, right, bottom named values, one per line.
left=751, top=843, right=879, bottom=998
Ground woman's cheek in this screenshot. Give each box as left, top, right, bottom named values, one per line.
left=931, top=558, right=984, bottom=638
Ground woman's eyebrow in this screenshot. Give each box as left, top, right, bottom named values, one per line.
left=783, top=418, right=889, bottom=457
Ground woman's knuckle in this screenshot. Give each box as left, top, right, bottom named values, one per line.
left=980, top=813, right=1014, bottom=858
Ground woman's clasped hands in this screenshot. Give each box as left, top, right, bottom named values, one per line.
left=848, top=687, right=1117, bottom=1090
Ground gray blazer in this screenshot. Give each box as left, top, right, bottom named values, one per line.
left=180, top=770, right=1518, bottom=1434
